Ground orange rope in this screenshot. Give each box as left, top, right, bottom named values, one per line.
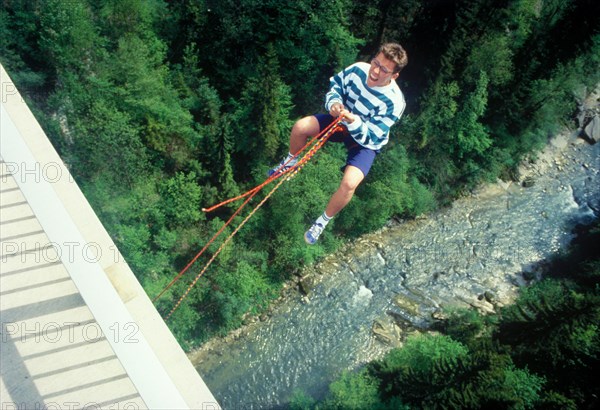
left=152, top=118, right=342, bottom=305
left=151, top=187, right=255, bottom=303
left=156, top=117, right=344, bottom=319
left=165, top=172, right=287, bottom=320
left=202, top=117, right=343, bottom=213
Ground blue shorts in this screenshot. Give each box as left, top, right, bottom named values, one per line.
left=315, top=113, right=379, bottom=177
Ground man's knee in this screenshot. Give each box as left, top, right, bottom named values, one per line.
left=340, top=167, right=364, bottom=193
left=340, top=178, right=360, bottom=194
left=292, top=116, right=319, bottom=137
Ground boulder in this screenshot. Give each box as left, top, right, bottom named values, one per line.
left=372, top=317, right=403, bottom=347
left=393, top=294, right=421, bottom=317
left=299, top=274, right=319, bottom=295
left=431, top=309, right=448, bottom=321
left=483, top=291, right=496, bottom=304
left=522, top=176, right=536, bottom=188
left=583, top=115, right=599, bottom=143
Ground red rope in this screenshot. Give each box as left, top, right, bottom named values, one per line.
left=202, top=117, right=343, bottom=213
left=165, top=171, right=287, bottom=320
left=154, top=117, right=344, bottom=318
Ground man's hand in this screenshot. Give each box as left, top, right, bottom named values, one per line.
left=329, top=102, right=344, bottom=118
left=330, top=103, right=356, bottom=124
left=340, top=109, right=356, bottom=124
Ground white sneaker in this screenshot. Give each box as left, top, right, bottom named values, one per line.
left=304, top=223, right=324, bottom=245
left=267, top=158, right=296, bottom=177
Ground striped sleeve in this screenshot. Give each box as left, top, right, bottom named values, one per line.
left=325, top=68, right=346, bottom=111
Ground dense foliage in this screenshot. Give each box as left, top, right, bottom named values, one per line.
left=292, top=221, right=600, bottom=409
left=1, top=0, right=598, bottom=348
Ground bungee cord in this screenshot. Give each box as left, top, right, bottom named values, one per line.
left=154, top=117, right=344, bottom=320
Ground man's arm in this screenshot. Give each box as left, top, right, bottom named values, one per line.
left=325, top=69, right=346, bottom=113
left=344, top=110, right=399, bottom=147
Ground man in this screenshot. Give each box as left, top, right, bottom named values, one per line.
left=269, top=42, right=408, bottom=244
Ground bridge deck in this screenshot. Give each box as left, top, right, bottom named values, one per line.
left=1, top=64, right=219, bottom=409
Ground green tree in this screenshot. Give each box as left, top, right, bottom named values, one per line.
left=497, top=276, right=600, bottom=407
left=288, top=389, right=316, bottom=410
left=68, top=100, right=149, bottom=186
left=94, top=0, right=168, bottom=45
left=203, top=257, right=272, bottom=332
left=38, top=0, right=102, bottom=77
left=349, top=0, right=422, bottom=57
left=369, top=333, right=545, bottom=409
left=173, top=43, right=222, bottom=127
left=103, top=34, right=199, bottom=170
left=373, top=334, right=469, bottom=395
left=0, top=4, right=47, bottom=89
left=213, top=118, right=241, bottom=204
left=159, top=172, right=204, bottom=227
left=325, top=369, right=382, bottom=410
left=169, top=0, right=361, bottom=114
left=251, top=148, right=343, bottom=279
left=230, top=43, right=294, bottom=169
left=454, top=71, right=491, bottom=160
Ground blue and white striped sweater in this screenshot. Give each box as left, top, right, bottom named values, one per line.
left=325, top=62, right=405, bottom=150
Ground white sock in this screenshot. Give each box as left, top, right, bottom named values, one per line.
left=315, top=211, right=332, bottom=227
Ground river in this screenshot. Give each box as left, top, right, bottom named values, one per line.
left=192, top=131, right=599, bottom=409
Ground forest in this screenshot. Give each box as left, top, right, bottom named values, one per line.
left=1, top=0, right=598, bottom=355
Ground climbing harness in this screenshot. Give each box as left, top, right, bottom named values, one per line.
left=154, top=117, right=344, bottom=320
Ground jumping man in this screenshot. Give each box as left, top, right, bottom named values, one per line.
left=269, top=42, right=408, bottom=244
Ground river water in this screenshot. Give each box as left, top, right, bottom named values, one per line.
left=193, top=132, right=599, bottom=409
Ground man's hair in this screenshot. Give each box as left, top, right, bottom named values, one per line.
left=379, top=43, right=408, bottom=73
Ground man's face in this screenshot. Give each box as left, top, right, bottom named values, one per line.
left=367, top=53, right=399, bottom=88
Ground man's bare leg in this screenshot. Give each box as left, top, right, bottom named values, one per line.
left=290, top=116, right=321, bottom=155
left=269, top=116, right=321, bottom=176
left=305, top=165, right=365, bottom=244
left=325, top=165, right=364, bottom=217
